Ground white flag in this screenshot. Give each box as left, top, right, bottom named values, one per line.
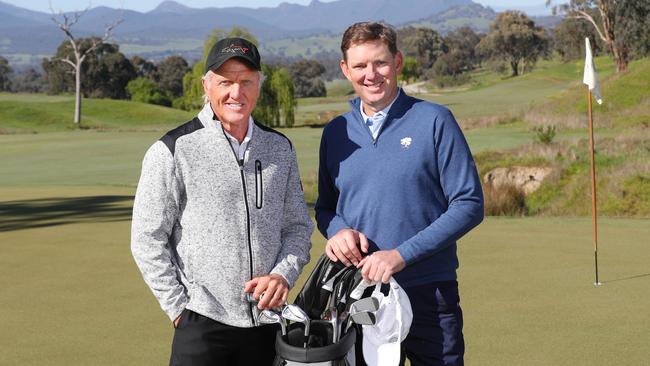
left=583, top=37, right=602, bottom=104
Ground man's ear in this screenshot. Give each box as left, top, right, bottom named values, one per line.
left=394, top=51, right=404, bottom=74
left=340, top=59, right=352, bottom=81
left=201, top=77, right=209, bottom=95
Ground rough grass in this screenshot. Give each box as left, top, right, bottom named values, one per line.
left=482, top=182, right=527, bottom=216
left=524, top=57, right=650, bottom=130
left=478, top=128, right=650, bottom=217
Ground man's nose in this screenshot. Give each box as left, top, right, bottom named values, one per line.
left=365, top=65, right=377, bottom=79
left=230, top=83, right=242, bottom=99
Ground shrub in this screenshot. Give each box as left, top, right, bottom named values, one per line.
left=126, top=77, right=172, bottom=106
left=533, top=125, right=556, bottom=144
left=483, top=182, right=527, bottom=216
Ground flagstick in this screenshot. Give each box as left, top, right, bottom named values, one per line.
left=588, top=90, right=601, bottom=286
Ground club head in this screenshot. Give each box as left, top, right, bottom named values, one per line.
left=282, top=304, right=310, bottom=347
left=282, top=304, right=309, bottom=323
left=258, top=309, right=286, bottom=336
left=350, top=310, right=376, bottom=326
left=350, top=297, right=379, bottom=313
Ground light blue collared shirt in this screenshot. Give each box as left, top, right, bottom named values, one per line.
left=360, top=89, right=401, bottom=140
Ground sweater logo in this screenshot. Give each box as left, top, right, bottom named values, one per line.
left=400, top=137, right=412, bottom=149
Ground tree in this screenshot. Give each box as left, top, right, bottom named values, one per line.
left=126, top=77, right=171, bottom=106
left=399, top=27, right=447, bottom=78
left=0, top=56, right=11, bottom=91
left=252, top=65, right=296, bottom=128
left=444, top=26, right=482, bottom=71
left=289, top=60, right=327, bottom=98
left=10, top=68, right=46, bottom=93
left=50, top=7, right=121, bottom=125
left=270, top=67, right=295, bottom=127
left=399, top=56, right=420, bottom=83
left=553, top=15, right=603, bottom=61
left=476, top=11, right=548, bottom=76
left=43, top=38, right=135, bottom=99
left=154, top=55, right=190, bottom=98
left=83, top=43, right=135, bottom=99
left=547, top=0, right=628, bottom=72
left=131, top=56, right=156, bottom=79
left=616, top=1, right=650, bottom=59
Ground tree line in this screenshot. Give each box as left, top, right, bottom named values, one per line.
left=0, top=1, right=647, bottom=126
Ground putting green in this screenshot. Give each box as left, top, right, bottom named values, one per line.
left=1, top=187, right=648, bottom=365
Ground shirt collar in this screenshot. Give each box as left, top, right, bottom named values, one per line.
left=360, top=88, right=401, bottom=122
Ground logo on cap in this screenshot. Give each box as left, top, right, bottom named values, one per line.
left=222, top=44, right=249, bottom=55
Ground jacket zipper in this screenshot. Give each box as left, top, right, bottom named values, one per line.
left=220, top=128, right=256, bottom=326
left=255, top=160, right=263, bottom=209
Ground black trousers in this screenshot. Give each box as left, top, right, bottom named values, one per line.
left=170, top=309, right=278, bottom=366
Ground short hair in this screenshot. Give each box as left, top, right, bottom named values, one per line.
left=340, top=22, right=398, bottom=61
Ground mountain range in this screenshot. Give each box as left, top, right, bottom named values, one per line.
left=0, top=0, right=559, bottom=67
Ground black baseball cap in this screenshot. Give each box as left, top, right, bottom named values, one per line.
left=204, top=37, right=261, bottom=73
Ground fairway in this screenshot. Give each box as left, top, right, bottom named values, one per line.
left=1, top=187, right=648, bottom=365
left=1, top=55, right=648, bottom=365
left=0, top=125, right=541, bottom=191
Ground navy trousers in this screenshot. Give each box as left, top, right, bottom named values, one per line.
left=169, top=309, right=277, bottom=366
left=400, top=281, right=465, bottom=366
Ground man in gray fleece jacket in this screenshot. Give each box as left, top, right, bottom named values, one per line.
left=131, top=37, right=313, bottom=365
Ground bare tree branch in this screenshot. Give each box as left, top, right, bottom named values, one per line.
left=59, top=57, right=77, bottom=69
left=573, top=10, right=607, bottom=42
left=48, top=1, right=123, bottom=124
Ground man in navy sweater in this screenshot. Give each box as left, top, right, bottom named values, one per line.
left=315, top=22, right=484, bottom=366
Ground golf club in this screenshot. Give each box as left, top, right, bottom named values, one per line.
left=282, top=304, right=310, bottom=348
left=348, top=279, right=374, bottom=300
left=258, top=309, right=287, bottom=337
left=349, top=296, right=379, bottom=313
left=344, top=310, right=376, bottom=333
left=322, top=267, right=348, bottom=292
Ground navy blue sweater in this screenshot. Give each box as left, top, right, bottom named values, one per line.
left=315, top=91, right=484, bottom=287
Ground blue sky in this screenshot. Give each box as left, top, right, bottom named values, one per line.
left=4, top=0, right=554, bottom=15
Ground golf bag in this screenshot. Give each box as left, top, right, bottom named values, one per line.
left=272, top=254, right=371, bottom=366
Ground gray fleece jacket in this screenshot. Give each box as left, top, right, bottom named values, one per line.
left=131, top=104, right=313, bottom=328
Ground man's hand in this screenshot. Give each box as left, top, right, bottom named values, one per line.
left=243, top=273, right=289, bottom=309
left=173, top=314, right=182, bottom=328
left=357, top=249, right=406, bottom=284
left=326, top=228, right=369, bottom=266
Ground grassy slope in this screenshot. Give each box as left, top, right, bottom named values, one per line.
left=0, top=95, right=194, bottom=133
left=475, top=58, right=650, bottom=216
